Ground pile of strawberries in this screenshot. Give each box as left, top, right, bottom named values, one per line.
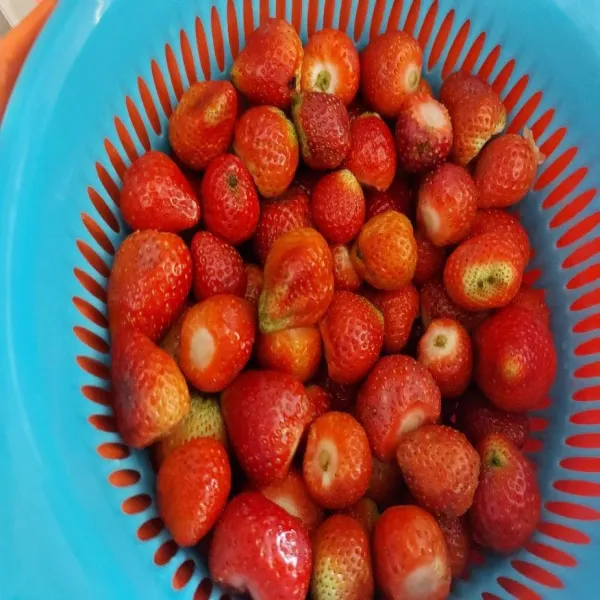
left=108, top=17, right=557, bottom=600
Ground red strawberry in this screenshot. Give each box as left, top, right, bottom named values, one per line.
left=413, top=229, right=446, bottom=286
left=470, top=434, right=541, bottom=553
left=234, top=106, right=299, bottom=197
left=417, top=163, right=478, bottom=246
left=474, top=305, right=557, bottom=412
left=244, top=263, right=263, bottom=307
left=361, top=31, right=423, bottom=118
left=108, top=230, right=192, bottom=341
left=301, top=29, right=360, bottom=106
left=159, top=301, right=192, bottom=364
left=395, top=93, right=453, bottom=172
left=455, top=387, right=530, bottom=448
left=222, top=370, right=311, bottom=485
left=439, top=71, right=490, bottom=109
left=230, top=18, right=303, bottom=108
left=111, top=330, right=190, bottom=448
left=437, top=516, right=471, bottom=579
left=315, top=370, right=359, bottom=412
left=190, top=231, right=247, bottom=300
left=120, top=151, right=200, bottom=232
left=311, top=515, right=374, bottom=600
left=320, top=291, right=384, bottom=384
left=293, top=92, right=350, bottom=170
left=475, top=128, right=544, bottom=208
left=256, top=326, right=322, bottom=382
left=444, top=233, right=525, bottom=311
left=331, top=243, right=362, bottom=291
left=365, top=284, right=420, bottom=354
left=200, top=154, right=259, bottom=245
left=356, top=355, right=442, bottom=462
left=343, top=498, right=380, bottom=538
left=418, top=318, right=473, bottom=399
left=303, top=411, right=372, bottom=509
left=312, top=170, right=366, bottom=244
left=157, top=438, right=230, bottom=547
left=344, top=113, right=397, bottom=191
left=169, top=80, right=238, bottom=170
left=373, top=505, right=451, bottom=600
left=365, top=176, right=413, bottom=220
left=306, top=384, right=332, bottom=425
left=209, top=492, right=312, bottom=600
left=508, top=282, right=551, bottom=328
left=368, top=457, right=404, bottom=508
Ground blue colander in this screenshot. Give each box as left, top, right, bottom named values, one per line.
left=1, top=0, right=600, bottom=598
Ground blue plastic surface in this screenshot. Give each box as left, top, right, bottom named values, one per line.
left=1, top=0, right=600, bottom=598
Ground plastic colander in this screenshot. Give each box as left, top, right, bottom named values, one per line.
left=1, top=0, right=600, bottom=598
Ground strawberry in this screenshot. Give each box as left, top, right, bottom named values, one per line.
left=157, top=438, right=230, bottom=547
left=455, top=387, right=530, bottom=448
left=344, top=113, right=397, bottom=191
left=368, top=457, right=404, bottom=508
left=343, top=498, right=380, bottom=538
left=259, top=228, right=334, bottom=333
left=293, top=92, right=351, bottom=170
left=244, top=263, right=263, bottom=307
left=315, top=370, right=359, bottom=412
left=395, top=93, right=453, bottom=172
left=443, top=233, right=525, bottom=311
left=234, top=106, right=299, bottom=197
left=311, top=515, right=374, bottom=600
left=108, top=230, right=192, bottom=341
left=230, top=18, right=303, bottom=108
left=413, top=229, right=446, bottom=286
left=417, top=163, right=478, bottom=246
left=439, top=71, right=490, bottom=110
left=209, top=492, right=312, bottom=600
left=508, top=282, right=551, bottom=328
left=360, top=31, right=423, bottom=118
left=320, top=291, right=384, bottom=385
left=470, top=434, right=541, bottom=553
left=437, top=516, right=471, bottom=579
left=311, top=170, right=366, bottom=244
left=303, top=411, right=372, bottom=509
left=474, top=128, right=544, bottom=208
left=120, top=151, right=200, bottom=232
left=190, top=231, right=247, bottom=300
left=306, top=384, right=332, bottom=425
left=351, top=211, right=417, bottom=290
left=221, top=370, right=311, bottom=485
left=159, top=301, right=192, bottom=364
left=111, top=330, right=190, bottom=448
left=417, top=77, right=433, bottom=96
left=200, top=154, right=260, bottom=245
left=373, top=505, right=451, bottom=600
left=356, top=355, right=442, bottom=462
left=256, top=326, right=322, bottom=382
left=365, top=176, right=413, bottom=220
left=365, top=284, right=420, bottom=354
left=474, top=305, right=557, bottom=412
left=301, top=29, right=360, bottom=106
left=169, top=80, right=238, bottom=170
left=396, top=424, right=480, bottom=517
left=179, top=295, right=255, bottom=392
left=418, top=317, right=473, bottom=398
left=331, top=243, right=362, bottom=291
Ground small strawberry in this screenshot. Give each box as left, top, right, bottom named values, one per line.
left=474, top=305, right=557, bottom=412
left=508, top=282, right=551, bottom=328
left=413, top=229, right=446, bottom=286
left=331, top=243, right=362, bottom=291
left=395, top=93, right=453, bottom=172
left=256, top=326, right=322, bottom=382
left=234, top=106, right=299, bottom=197
left=470, top=434, right=541, bottom=553
left=293, top=92, right=350, bottom=170
left=439, top=71, right=490, bottom=110
left=368, top=457, right=404, bottom=508
left=361, top=31, right=423, bottom=118
left=159, top=301, right=192, bottom=364
left=108, top=231, right=192, bottom=341
left=474, top=128, right=544, bottom=208
left=169, top=80, right=238, bottom=170
left=244, top=263, right=263, bottom=307
left=312, top=170, right=366, bottom=244
left=437, top=516, right=471, bottom=579
left=351, top=211, right=417, bottom=290
left=179, top=295, right=255, bottom=392
left=259, top=228, right=334, bottom=333
left=343, top=498, right=380, bottom=538
left=301, top=29, right=360, bottom=106
left=365, top=176, right=413, bottom=220
left=303, top=411, right=372, bottom=509
left=230, top=18, right=303, bottom=108
left=311, top=515, right=374, bottom=600
left=418, top=318, right=473, bottom=399
left=190, top=231, right=247, bottom=300
left=373, top=505, right=451, bottom=600
left=314, top=370, right=359, bottom=412
left=356, top=355, right=442, bottom=462
left=209, top=492, right=312, bottom=600
left=417, top=163, right=478, bottom=246
left=320, top=291, right=384, bottom=385
left=306, top=384, right=332, bottom=425
left=200, top=154, right=259, bottom=245
left=157, top=438, right=230, bottom=547
left=344, top=113, right=397, bottom=191
left=221, top=370, right=311, bottom=485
